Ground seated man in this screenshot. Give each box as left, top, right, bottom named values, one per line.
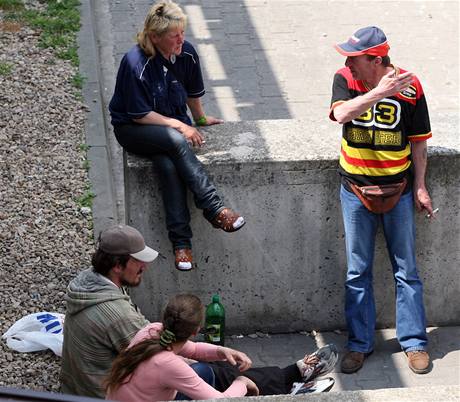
left=60, top=224, right=159, bottom=398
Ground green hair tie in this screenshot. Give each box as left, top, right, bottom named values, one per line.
left=159, top=329, right=176, bottom=348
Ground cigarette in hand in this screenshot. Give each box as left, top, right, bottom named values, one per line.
left=425, top=208, right=439, bottom=219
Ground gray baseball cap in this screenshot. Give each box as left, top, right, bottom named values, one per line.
left=99, top=224, right=159, bottom=263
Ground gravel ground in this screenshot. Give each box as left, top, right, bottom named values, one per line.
left=0, top=6, right=94, bottom=392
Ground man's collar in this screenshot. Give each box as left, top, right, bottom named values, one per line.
left=95, top=272, right=120, bottom=288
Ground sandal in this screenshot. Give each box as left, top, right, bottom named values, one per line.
left=175, top=248, right=193, bottom=271
left=211, top=208, right=246, bottom=232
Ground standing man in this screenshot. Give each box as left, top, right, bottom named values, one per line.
left=60, top=224, right=159, bottom=397
left=329, top=26, right=433, bottom=375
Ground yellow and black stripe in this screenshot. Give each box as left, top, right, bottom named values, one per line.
left=330, top=67, right=432, bottom=185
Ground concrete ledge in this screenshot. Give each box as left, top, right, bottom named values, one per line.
left=126, top=119, right=460, bottom=333
left=196, top=385, right=460, bottom=402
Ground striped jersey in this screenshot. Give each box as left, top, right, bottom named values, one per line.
left=329, top=66, right=431, bottom=186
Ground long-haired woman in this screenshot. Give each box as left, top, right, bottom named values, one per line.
left=105, top=294, right=337, bottom=401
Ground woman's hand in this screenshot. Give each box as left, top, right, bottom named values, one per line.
left=186, top=98, right=223, bottom=126
left=133, top=112, right=204, bottom=147
left=216, top=346, right=252, bottom=371
left=236, top=376, right=259, bottom=396
left=178, top=123, right=204, bottom=147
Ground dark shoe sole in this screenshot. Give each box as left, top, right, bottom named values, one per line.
left=341, top=362, right=363, bottom=374
left=409, top=366, right=430, bottom=374
left=408, top=361, right=431, bottom=374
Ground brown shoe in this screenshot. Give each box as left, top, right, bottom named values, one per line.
left=174, top=248, right=193, bottom=271
left=406, top=350, right=430, bottom=374
left=211, top=208, right=245, bottom=232
left=341, top=351, right=369, bottom=374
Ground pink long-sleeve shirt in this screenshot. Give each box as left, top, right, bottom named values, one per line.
left=106, top=323, right=246, bottom=402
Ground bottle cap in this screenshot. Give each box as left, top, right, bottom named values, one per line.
left=212, top=294, right=220, bottom=303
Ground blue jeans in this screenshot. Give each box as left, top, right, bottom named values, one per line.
left=175, top=363, right=215, bottom=400
left=340, top=185, right=427, bottom=353
left=115, top=124, right=224, bottom=249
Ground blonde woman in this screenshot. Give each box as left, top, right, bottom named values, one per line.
left=109, top=1, right=245, bottom=272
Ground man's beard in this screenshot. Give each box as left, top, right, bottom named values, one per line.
left=120, top=277, right=141, bottom=287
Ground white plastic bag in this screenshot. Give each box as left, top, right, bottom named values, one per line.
left=2, top=312, right=65, bottom=356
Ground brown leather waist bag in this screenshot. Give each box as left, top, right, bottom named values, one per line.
left=348, top=178, right=407, bottom=214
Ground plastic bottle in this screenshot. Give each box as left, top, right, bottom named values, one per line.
left=205, top=294, right=225, bottom=346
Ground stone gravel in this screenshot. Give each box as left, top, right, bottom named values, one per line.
left=0, top=6, right=94, bottom=393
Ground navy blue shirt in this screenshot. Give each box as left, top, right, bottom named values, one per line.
left=109, top=41, right=205, bottom=126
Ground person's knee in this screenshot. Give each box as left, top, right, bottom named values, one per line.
left=164, top=127, right=188, bottom=151
left=190, top=362, right=215, bottom=386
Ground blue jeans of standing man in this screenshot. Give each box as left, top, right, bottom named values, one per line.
left=114, top=124, right=225, bottom=250
left=340, top=185, right=427, bottom=354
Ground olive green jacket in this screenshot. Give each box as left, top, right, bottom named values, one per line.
left=60, top=268, right=149, bottom=398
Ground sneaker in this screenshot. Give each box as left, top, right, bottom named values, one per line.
left=297, top=344, right=339, bottom=381
left=211, top=208, right=245, bottom=232
left=290, top=377, right=335, bottom=395
left=406, top=350, right=430, bottom=374
left=174, top=248, right=193, bottom=271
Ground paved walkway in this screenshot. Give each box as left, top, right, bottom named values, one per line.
left=225, top=327, right=460, bottom=392
left=97, top=0, right=459, bottom=122
left=77, top=0, right=460, bottom=397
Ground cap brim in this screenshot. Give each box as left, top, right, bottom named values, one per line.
left=334, top=44, right=366, bottom=57
left=334, top=42, right=389, bottom=57
left=130, top=246, right=159, bottom=263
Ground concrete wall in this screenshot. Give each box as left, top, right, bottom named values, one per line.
left=125, top=119, right=460, bottom=333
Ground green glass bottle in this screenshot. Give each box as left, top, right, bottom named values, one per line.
left=205, top=294, right=225, bottom=346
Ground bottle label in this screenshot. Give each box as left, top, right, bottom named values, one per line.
left=206, top=324, right=221, bottom=343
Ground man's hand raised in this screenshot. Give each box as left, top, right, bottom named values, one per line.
left=377, top=70, right=414, bottom=98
